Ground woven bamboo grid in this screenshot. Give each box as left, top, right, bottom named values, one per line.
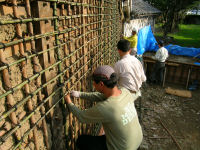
left=0, top=0, right=122, bottom=149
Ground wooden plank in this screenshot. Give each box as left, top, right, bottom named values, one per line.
left=143, top=53, right=200, bottom=67
left=167, top=62, right=179, bottom=67
left=165, top=87, right=192, bottom=98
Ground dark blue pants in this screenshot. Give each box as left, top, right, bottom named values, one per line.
left=76, top=135, right=108, bottom=150
left=150, top=61, right=165, bottom=84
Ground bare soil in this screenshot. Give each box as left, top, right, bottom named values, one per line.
left=139, top=83, right=200, bottom=150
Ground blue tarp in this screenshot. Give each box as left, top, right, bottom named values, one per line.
left=137, top=25, right=200, bottom=59
left=137, top=25, right=158, bottom=55
left=165, top=44, right=200, bottom=58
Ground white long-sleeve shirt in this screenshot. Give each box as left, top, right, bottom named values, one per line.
left=114, top=54, right=146, bottom=92
left=154, top=47, right=169, bottom=62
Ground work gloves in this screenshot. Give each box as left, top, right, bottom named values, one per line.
left=70, top=90, right=80, bottom=98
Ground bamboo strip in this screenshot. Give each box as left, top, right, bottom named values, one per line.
left=0, top=14, right=112, bottom=25
left=0, top=18, right=117, bottom=49
left=0, top=1, right=121, bottom=149
left=64, top=5, right=72, bottom=147
left=39, top=0, right=114, bottom=9
left=52, top=2, right=65, bottom=149
left=0, top=39, right=106, bottom=103
left=77, top=3, right=82, bottom=137
left=67, top=4, right=74, bottom=149
left=13, top=67, right=95, bottom=150
left=60, top=3, right=69, bottom=147
left=1, top=86, right=62, bottom=144
left=100, top=0, right=104, bottom=65
left=0, top=25, right=115, bottom=72
left=0, top=23, right=117, bottom=149
left=25, top=0, right=50, bottom=149
left=12, top=0, right=39, bottom=149
left=13, top=93, right=67, bottom=150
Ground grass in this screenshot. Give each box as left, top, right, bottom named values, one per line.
left=154, top=24, right=200, bottom=48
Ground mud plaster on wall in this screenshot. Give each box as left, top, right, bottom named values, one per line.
left=0, top=16, right=15, bottom=42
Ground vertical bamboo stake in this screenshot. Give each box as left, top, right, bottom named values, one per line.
left=66, top=4, right=75, bottom=150
left=74, top=4, right=81, bottom=139
left=61, top=3, right=70, bottom=148
left=100, top=0, right=104, bottom=66
left=82, top=0, right=88, bottom=74
left=24, top=0, right=50, bottom=148
left=12, top=0, right=39, bottom=149
left=108, top=2, right=112, bottom=64
left=81, top=0, right=87, bottom=135
left=53, top=2, right=67, bottom=149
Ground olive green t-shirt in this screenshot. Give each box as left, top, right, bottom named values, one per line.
left=68, top=88, right=143, bottom=150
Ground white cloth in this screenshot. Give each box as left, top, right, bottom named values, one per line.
left=70, top=91, right=80, bottom=98
left=154, top=47, right=169, bottom=62
left=114, top=54, right=146, bottom=92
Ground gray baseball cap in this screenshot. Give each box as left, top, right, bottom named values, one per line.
left=93, top=65, right=115, bottom=79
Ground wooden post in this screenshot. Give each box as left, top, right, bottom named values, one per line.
left=162, top=67, right=167, bottom=87
left=186, top=67, right=191, bottom=89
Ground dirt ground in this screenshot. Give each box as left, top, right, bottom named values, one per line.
left=139, top=83, right=200, bottom=150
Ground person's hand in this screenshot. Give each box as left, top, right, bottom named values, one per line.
left=70, top=90, right=80, bottom=98
left=64, top=94, right=72, bottom=104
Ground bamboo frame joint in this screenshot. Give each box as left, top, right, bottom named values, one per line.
left=1, top=62, right=10, bottom=72
left=57, top=82, right=64, bottom=87
left=0, top=42, right=5, bottom=49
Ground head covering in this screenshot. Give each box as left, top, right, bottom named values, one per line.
left=157, top=40, right=164, bottom=46
left=132, top=27, right=137, bottom=32
left=93, top=65, right=115, bottom=79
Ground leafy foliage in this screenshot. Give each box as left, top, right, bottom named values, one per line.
left=144, top=0, right=200, bottom=36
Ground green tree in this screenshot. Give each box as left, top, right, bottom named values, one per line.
left=145, top=0, right=200, bottom=36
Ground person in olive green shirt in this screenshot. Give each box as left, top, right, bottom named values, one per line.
left=65, top=65, right=143, bottom=150
left=123, top=27, right=138, bottom=56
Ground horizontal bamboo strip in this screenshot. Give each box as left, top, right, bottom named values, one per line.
left=1, top=41, right=112, bottom=146
left=0, top=27, right=116, bottom=99
left=0, top=17, right=117, bottom=49
left=0, top=0, right=121, bottom=149
left=38, top=0, right=115, bottom=10
left=0, top=24, right=118, bottom=84
left=0, top=0, right=114, bottom=4
left=0, top=22, right=118, bottom=71
left=0, top=14, right=113, bottom=25
left=0, top=34, right=117, bottom=121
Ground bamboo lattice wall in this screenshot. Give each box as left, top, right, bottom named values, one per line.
left=0, top=0, right=122, bottom=149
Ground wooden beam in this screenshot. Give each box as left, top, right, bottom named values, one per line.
left=165, top=87, right=192, bottom=98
